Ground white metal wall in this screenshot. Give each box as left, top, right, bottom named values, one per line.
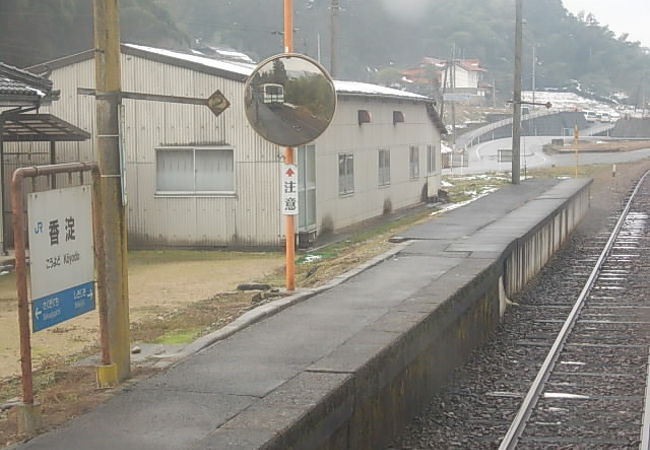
left=314, top=97, right=442, bottom=232
left=8, top=52, right=442, bottom=247
left=38, top=54, right=283, bottom=247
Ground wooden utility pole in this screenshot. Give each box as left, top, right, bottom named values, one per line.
left=451, top=45, right=457, bottom=148
left=531, top=45, right=536, bottom=109
left=330, top=0, right=339, bottom=77
left=511, top=0, right=523, bottom=184
left=93, top=0, right=131, bottom=381
left=440, top=63, right=449, bottom=119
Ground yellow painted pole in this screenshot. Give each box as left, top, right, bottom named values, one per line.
left=93, top=0, right=131, bottom=381
left=284, top=0, right=296, bottom=291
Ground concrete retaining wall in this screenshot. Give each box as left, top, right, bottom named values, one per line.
left=504, top=180, right=591, bottom=296
left=217, top=180, right=592, bottom=450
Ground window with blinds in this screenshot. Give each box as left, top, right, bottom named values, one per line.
left=156, top=147, right=234, bottom=195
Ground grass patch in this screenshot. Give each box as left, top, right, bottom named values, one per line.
left=263, top=208, right=434, bottom=289
left=154, top=328, right=202, bottom=345
left=130, top=292, right=255, bottom=343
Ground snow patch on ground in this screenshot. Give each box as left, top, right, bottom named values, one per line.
left=430, top=190, right=493, bottom=216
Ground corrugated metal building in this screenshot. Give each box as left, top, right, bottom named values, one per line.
left=18, top=44, right=445, bottom=248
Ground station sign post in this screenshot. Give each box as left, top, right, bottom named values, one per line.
left=11, top=162, right=112, bottom=436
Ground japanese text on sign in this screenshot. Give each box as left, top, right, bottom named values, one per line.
left=281, top=163, right=299, bottom=216
left=28, top=186, right=95, bottom=332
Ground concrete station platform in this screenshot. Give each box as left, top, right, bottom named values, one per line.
left=15, top=178, right=592, bottom=450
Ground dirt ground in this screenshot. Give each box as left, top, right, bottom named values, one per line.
left=0, top=251, right=284, bottom=380
left=1, top=159, right=650, bottom=447
left=0, top=207, right=434, bottom=447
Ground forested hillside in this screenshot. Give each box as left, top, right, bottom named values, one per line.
left=1, top=0, right=648, bottom=103
left=0, top=0, right=187, bottom=68
left=160, top=0, right=650, bottom=103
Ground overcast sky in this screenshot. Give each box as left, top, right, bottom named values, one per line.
left=562, top=0, right=650, bottom=47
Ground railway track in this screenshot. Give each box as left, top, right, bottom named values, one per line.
left=393, top=170, right=650, bottom=449
left=500, top=169, right=650, bottom=449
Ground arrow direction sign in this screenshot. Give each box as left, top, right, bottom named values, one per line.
left=207, top=90, right=231, bottom=118
left=31, top=282, right=95, bottom=332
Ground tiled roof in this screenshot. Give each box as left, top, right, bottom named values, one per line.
left=0, top=61, right=52, bottom=101
left=0, top=76, right=44, bottom=98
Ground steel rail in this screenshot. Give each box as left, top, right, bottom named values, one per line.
left=499, top=168, right=650, bottom=449
left=641, top=348, right=650, bottom=450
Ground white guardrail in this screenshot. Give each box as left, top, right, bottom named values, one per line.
left=456, top=109, right=569, bottom=149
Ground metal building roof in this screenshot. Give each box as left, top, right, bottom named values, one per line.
left=27, top=44, right=446, bottom=134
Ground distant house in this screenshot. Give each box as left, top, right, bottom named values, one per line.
left=403, top=57, right=490, bottom=103
left=13, top=44, right=446, bottom=249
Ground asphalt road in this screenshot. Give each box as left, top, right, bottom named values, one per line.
left=448, top=135, right=650, bottom=175
left=249, top=102, right=326, bottom=145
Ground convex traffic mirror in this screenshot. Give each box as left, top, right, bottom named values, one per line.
left=245, top=53, right=336, bottom=147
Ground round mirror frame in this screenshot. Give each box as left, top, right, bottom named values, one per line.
left=244, top=53, right=337, bottom=148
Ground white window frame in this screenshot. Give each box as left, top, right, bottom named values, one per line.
left=298, top=144, right=317, bottom=232
left=409, top=145, right=420, bottom=179
left=378, top=149, right=391, bottom=187
left=155, top=146, right=235, bottom=196
left=426, top=144, right=436, bottom=174
left=338, top=153, right=354, bottom=196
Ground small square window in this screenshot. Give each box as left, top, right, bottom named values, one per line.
left=358, top=110, right=371, bottom=125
